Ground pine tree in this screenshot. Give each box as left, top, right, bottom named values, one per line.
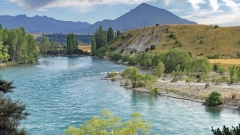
left=0, top=78, right=29, bottom=135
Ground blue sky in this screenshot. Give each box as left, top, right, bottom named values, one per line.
left=0, top=0, right=240, bottom=26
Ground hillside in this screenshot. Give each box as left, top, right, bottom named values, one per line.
left=108, top=24, right=240, bottom=58
left=0, top=15, right=91, bottom=33
left=84, top=3, right=196, bottom=33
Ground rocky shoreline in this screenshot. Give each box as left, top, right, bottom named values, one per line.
left=102, top=74, right=240, bottom=110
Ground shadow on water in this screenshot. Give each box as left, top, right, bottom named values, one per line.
left=205, top=106, right=223, bottom=118
left=130, top=90, right=158, bottom=107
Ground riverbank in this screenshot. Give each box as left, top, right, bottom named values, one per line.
left=103, top=74, right=240, bottom=110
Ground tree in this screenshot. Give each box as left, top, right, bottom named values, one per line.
left=162, top=49, right=190, bottom=73
left=40, top=36, right=50, bottom=54
left=205, top=91, right=223, bottom=106
left=107, top=27, right=114, bottom=43
left=0, top=78, right=29, bottom=135
left=212, top=124, right=240, bottom=135
left=188, top=57, right=212, bottom=77
left=91, top=36, right=96, bottom=56
left=230, top=65, right=238, bottom=84
left=63, top=109, right=152, bottom=135
left=0, top=27, right=9, bottom=61
left=156, top=62, right=165, bottom=77
left=95, top=25, right=107, bottom=50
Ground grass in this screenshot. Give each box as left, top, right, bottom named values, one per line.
left=209, top=59, right=240, bottom=67
left=108, top=24, right=240, bottom=59
left=154, top=25, right=240, bottom=58
left=78, top=45, right=91, bottom=52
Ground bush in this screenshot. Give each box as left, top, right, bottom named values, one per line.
left=121, top=55, right=129, bottom=62
left=212, top=124, right=240, bottom=135
left=156, top=62, right=165, bottom=77
left=205, top=91, right=223, bottom=106
left=153, top=88, right=158, bottom=95
left=127, top=57, right=137, bottom=65
left=171, top=77, right=178, bottom=83
left=205, top=83, right=210, bottom=89
left=150, top=45, right=156, bottom=50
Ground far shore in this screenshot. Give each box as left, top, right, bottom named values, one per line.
left=102, top=74, right=240, bottom=110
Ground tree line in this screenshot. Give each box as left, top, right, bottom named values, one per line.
left=91, top=25, right=121, bottom=57
left=0, top=24, right=39, bottom=64
left=39, top=33, right=88, bottom=55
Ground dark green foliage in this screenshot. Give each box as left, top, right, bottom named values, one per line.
left=36, top=34, right=93, bottom=44
left=91, top=36, right=96, bottom=56
left=145, top=47, right=150, bottom=52
left=213, top=63, right=225, bottom=74
left=205, top=91, right=223, bottom=106
left=66, top=33, right=79, bottom=55
left=214, top=25, right=219, bottom=29
left=168, top=34, right=177, bottom=39
left=199, top=39, right=203, bottom=44
left=95, top=25, right=107, bottom=50
left=107, top=27, right=114, bottom=43
left=120, top=48, right=124, bottom=53
left=162, top=49, right=191, bottom=73
left=150, top=45, right=156, bottom=50
left=230, top=65, right=238, bottom=83
left=0, top=78, right=29, bottom=135
left=108, top=52, right=122, bottom=62
left=153, top=88, right=158, bottom=95
left=212, top=124, right=240, bottom=135
left=121, top=55, right=129, bottom=62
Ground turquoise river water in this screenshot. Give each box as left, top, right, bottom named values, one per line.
left=0, top=56, right=240, bottom=135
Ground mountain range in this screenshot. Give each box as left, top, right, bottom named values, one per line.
left=0, top=3, right=196, bottom=34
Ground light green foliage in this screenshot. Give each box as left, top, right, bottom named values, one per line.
left=188, top=57, right=212, bottom=77
left=152, top=53, right=164, bottom=67
left=237, top=68, right=240, bottom=81
left=63, top=109, right=152, bottom=135
left=91, top=36, right=97, bottom=56
left=153, top=88, right=158, bottom=95
left=107, top=72, right=118, bottom=78
left=0, top=28, right=9, bottom=61
left=122, top=67, right=156, bottom=89
left=162, top=49, right=191, bottom=73
left=40, top=36, right=50, bottom=54
left=156, top=62, right=165, bottom=77
left=229, top=65, right=238, bottom=83
left=205, top=91, right=223, bottom=106
left=136, top=52, right=155, bottom=67
left=127, top=57, right=137, bottom=65
left=1, top=27, right=39, bottom=64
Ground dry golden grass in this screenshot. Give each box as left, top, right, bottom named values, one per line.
left=155, top=25, right=240, bottom=58
left=30, top=33, right=43, bottom=39
left=109, top=24, right=240, bottom=58
left=209, top=59, right=240, bottom=67
left=78, top=45, right=91, bottom=52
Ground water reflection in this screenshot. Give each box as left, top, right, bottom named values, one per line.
left=205, top=106, right=223, bottom=118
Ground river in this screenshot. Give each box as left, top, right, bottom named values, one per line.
left=1, top=56, right=240, bottom=135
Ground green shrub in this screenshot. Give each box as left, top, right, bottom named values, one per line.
left=199, top=39, right=203, bottom=44
left=120, top=48, right=124, bottom=53
left=205, top=91, right=223, bottom=106
left=205, top=83, right=210, bottom=89
left=107, top=72, right=118, bottom=78
left=186, top=76, right=194, bottom=83
left=212, top=124, right=240, bottom=135
left=127, top=57, right=137, bottom=65
left=150, top=45, right=156, bottom=50
left=171, top=77, right=178, bottom=83
left=121, top=55, right=129, bottom=62
left=153, top=88, right=158, bottom=95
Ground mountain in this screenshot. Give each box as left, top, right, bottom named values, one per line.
left=84, top=3, right=196, bottom=33
left=0, top=14, right=91, bottom=33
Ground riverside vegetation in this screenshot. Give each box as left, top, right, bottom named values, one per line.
left=0, top=24, right=39, bottom=66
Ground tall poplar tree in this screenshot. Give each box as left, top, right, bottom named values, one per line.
left=91, top=36, right=96, bottom=56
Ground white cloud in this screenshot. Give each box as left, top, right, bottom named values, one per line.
left=209, top=0, right=220, bottom=12
left=222, top=0, right=240, bottom=11
left=187, top=0, right=206, bottom=10
left=7, top=0, right=157, bottom=10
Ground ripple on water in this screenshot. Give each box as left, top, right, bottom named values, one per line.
left=0, top=56, right=240, bottom=135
